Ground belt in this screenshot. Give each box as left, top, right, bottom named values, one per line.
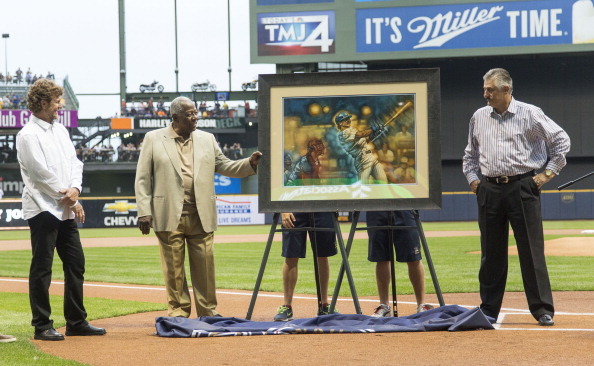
left=363, top=150, right=372, bottom=154
left=485, top=170, right=535, bottom=184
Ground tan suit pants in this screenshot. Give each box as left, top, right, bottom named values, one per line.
left=155, top=212, right=218, bottom=317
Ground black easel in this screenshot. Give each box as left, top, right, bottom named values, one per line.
left=388, top=211, right=399, bottom=317
left=246, top=212, right=359, bottom=320
left=329, top=210, right=445, bottom=315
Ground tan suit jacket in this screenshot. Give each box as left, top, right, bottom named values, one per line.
left=135, top=126, right=255, bottom=232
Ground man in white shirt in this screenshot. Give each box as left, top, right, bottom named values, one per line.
left=16, top=79, right=106, bottom=341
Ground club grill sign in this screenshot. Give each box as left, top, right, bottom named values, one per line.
left=356, top=0, right=591, bottom=53
left=0, top=110, right=78, bottom=128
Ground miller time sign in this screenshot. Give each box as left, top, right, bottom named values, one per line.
left=356, top=0, right=583, bottom=53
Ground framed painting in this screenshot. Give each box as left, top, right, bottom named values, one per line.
left=257, top=68, right=441, bottom=213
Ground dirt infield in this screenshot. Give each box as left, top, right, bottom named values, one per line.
left=1, top=278, right=593, bottom=365
left=1, top=230, right=593, bottom=365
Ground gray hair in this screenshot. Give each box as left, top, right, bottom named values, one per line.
left=483, top=68, right=513, bottom=94
left=170, top=96, right=193, bottom=117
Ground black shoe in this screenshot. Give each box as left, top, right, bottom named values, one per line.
left=34, top=328, right=65, bottom=341
left=65, top=323, right=106, bottom=336
left=538, top=314, right=554, bottom=326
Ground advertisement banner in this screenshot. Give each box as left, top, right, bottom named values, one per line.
left=0, top=110, right=78, bottom=129
left=90, top=196, right=263, bottom=228
left=134, top=117, right=243, bottom=130
left=0, top=173, right=240, bottom=198
left=216, top=195, right=265, bottom=225
left=356, top=0, right=593, bottom=53
left=0, top=174, right=26, bottom=198
left=88, top=199, right=139, bottom=228
left=214, top=174, right=241, bottom=194
left=257, top=10, right=336, bottom=56
left=0, top=201, right=27, bottom=228
left=1, top=195, right=263, bottom=229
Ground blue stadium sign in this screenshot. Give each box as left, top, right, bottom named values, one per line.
left=214, top=173, right=241, bottom=194
left=257, top=10, right=335, bottom=56
left=251, top=0, right=594, bottom=63
left=356, top=1, right=587, bottom=53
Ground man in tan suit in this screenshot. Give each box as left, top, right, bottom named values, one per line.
left=135, top=96, right=262, bottom=317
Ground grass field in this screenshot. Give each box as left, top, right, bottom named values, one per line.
left=0, top=292, right=165, bottom=366
left=1, top=221, right=593, bottom=365
left=3, top=219, right=594, bottom=240
left=2, top=221, right=594, bottom=294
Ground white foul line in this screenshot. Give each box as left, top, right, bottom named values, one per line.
left=2, top=278, right=594, bottom=330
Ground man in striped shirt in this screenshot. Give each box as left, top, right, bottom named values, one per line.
left=462, top=68, right=570, bottom=327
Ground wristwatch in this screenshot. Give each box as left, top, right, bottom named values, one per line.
left=545, top=169, right=556, bottom=178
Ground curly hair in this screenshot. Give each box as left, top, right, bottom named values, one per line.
left=27, top=78, right=64, bottom=113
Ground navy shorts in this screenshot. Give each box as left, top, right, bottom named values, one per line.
left=282, top=212, right=337, bottom=258
left=367, top=211, right=422, bottom=263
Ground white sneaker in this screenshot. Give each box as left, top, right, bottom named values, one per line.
left=371, top=304, right=391, bottom=317
left=416, top=303, right=434, bottom=313
left=0, top=334, right=16, bottom=343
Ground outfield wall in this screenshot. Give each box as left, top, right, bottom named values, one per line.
left=419, top=190, right=594, bottom=221
left=0, top=195, right=265, bottom=229
left=1, top=190, right=592, bottom=229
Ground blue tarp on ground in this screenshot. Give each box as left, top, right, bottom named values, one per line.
left=155, top=305, right=495, bottom=338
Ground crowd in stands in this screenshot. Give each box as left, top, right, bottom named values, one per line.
left=0, top=143, right=17, bottom=163
left=199, top=100, right=257, bottom=118
left=116, top=141, right=141, bottom=162
left=1, top=68, right=57, bottom=110
left=2, top=138, right=250, bottom=165
left=121, top=99, right=257, bottom=119
left=1, top=93, right=27, bottom=109
left=122, top=97, right=170, bottom=118
left=75, top=141, right=143, bottom=163
left=220, top=142, right=244, bottom=159
left=75, top=143, right=116, bottom=163
left=0, top=67, right=54, bottom=86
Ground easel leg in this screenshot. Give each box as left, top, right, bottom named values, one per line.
left=388, top=211, right=398, bottom=317
left=412, top=210, right=445, bottom=306
left=246, top=212, right=280, bottom=320
left=309, top=213, right=323, bottom=313
left=329, top=211, right=361, bottom=314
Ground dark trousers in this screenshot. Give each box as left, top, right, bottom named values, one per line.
left=28, top=212, right=87, bottom=331
left=477, top=177, right=554, bottom=320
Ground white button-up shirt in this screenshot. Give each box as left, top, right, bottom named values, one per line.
left=16, top=115, right=83, bottom=220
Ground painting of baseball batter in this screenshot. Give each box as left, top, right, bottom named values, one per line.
left=282, top=94, right=416, bottom=187
left=259, top=69, right=440, bottom=213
